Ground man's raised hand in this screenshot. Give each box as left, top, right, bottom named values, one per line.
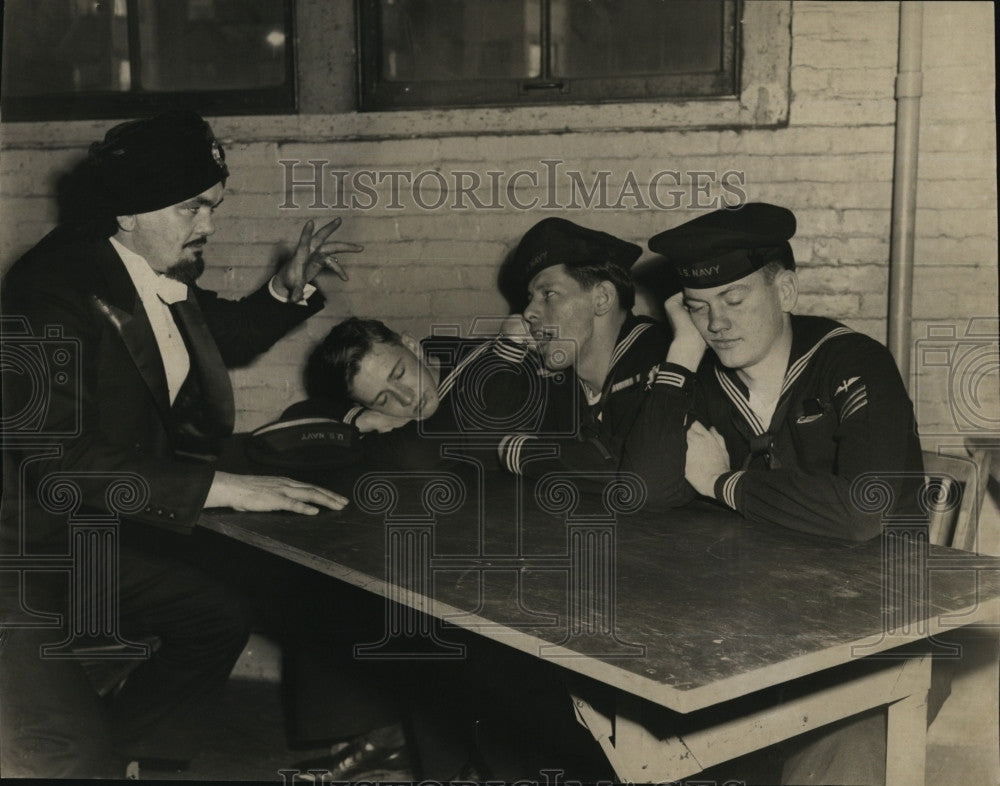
left=664, top=291, right=708, bottom=371
left=275, top=218, right=364, bottom=302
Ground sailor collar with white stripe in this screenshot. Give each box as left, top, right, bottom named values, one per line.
left=426, top=335, right=542, bottom=406
left=577, top=313, right=655, bottom=403
left=608, top=315, right=654, bottom=372
left=712, top=315, right=854, bottom=436
left=434, top=340, right=492, bottom=401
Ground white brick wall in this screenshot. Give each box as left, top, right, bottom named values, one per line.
left=1, top=1, right=996, bottom=448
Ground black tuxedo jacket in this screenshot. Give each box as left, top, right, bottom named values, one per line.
left=1, top=225, right=323, bottom=551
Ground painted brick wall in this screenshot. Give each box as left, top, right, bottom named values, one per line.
left=907, top=2, right=998, bottom=446
left=1, top=1, right=996, bottom=450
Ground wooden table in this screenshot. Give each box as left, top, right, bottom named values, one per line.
left=200, top=465, right=1000, bottom=784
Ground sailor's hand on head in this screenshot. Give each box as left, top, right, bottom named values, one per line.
left=274, top=218, right=364, bottom=302
left=684, top=421, right=730, bottom=498
left=205, top=471, right=348, bottom=514
left=664, top=292, right=707, bottom=371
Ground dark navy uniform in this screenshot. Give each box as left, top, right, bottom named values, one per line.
left=489, top=217, right=676, bottom=489
left=499, top=313, right=681, bottom=489
left=624, top=314, right=924, bottom=540
left=638, top=203, right=932, bottom=783
left=279, top=334, right=549, bottom=471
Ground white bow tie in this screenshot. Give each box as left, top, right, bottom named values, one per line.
left=155, top=275, right=189, bottom=305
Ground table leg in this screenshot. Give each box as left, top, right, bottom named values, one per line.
left=885, top=677, right=928, bottom=786
left=570, top=654, right=932, bottom=784
left=926, top=625, right=1000, bottom=784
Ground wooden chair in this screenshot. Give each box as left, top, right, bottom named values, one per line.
left=923, top=443, right=999, bottom=782
left=922, top=446, right=994, bottom=551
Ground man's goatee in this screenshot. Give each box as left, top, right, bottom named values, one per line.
left=166, top=256, right=205, bottom=285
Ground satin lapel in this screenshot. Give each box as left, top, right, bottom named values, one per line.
left=91, top=240, right=171, bottom=416
left=170, top=292, right=235, bottom=435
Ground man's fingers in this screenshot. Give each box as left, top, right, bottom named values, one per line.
left=296, top=219, right=315, bottom=252
left=688, top=420, right=709, bottom=435
left=664, top=292, right=692, bottom=324
left=279, top=482, right=349, bottom=510
left=317, top=241, right=364, bottom=254
left=320, top=255, right=349, bottom=281
left=260, top=477, right=348, bottom=511
left=688, top=424, right=725, bottom=452
left=310, top=217, right=343, bottom=248
left=664, top=291, right=685, bottom=311
left=283, top=500, right=321, bottom=515
left=269, top=495, right=344, bottom=515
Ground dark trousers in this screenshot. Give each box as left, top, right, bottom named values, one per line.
left=0, top=626, right=117, bottom=779
left=402, top=631, right=615, bottom=781
left=1, top=534, right=251, bottom=778
left=277, top=573, right=404, bottom=745
left=186, top=531, right=405, bottom=747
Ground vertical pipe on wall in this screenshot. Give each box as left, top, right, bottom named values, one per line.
left=888, top=1, right=924, bottom=389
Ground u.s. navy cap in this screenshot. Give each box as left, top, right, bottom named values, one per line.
left=511, top=218, right=642, bottom=290
left=88, top=109, right=229, bottom=216
left=648, top=203, right=796, bottom=289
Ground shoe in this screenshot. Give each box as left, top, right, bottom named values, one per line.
left=292, top=724, right=410, bottom=780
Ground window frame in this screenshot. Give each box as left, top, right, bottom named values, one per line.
left=0, top=0, right=298, bottom=122
left=0, top=1, right=791, bottom=140
left=357, top=0, right=741, bottom=112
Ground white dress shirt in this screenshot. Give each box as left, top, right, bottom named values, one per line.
left=109, top=237, right=190, bottom=404
left=109, top=238, right=316, bottom=404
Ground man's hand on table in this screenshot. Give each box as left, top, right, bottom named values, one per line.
left=685, top=421, right=730, bottom=498
left=206, top=471, right=348, bottom=514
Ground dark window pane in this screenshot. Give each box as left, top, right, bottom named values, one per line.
left=2, top=0, right=131, bottom=97
left=379, top=0, right=539, bottom=82
left=553, top=0, right=725, bottom=78
left=137, top=0, right=288, bottom=91
left=359, top=0, right=738, bottom=111
left=1, top=0, right=294, bottom=120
